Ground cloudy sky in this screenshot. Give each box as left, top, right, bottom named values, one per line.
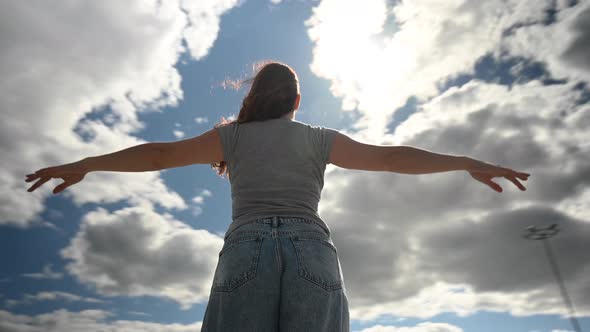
left=2, top=0, right=590, bottom=331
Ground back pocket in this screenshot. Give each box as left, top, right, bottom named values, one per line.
left=212, top=235, right=263, bottom=292
left=290, top=234, right=343, bottom=291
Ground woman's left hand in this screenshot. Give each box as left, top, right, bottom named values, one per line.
left=25, top=159, right=89, bottom=194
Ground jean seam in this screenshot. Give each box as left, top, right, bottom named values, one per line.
left=296, top=236, right=338, bottom=253
left=225, top=217, right=331, bottom=239
left=226, top=229, right=329, bottom=241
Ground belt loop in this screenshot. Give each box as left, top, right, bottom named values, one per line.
left=271, top=216, right=279, bottom=228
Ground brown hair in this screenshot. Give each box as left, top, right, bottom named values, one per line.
left=210, top=60, right=300, bottom=179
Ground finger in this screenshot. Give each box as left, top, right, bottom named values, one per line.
left=27, top=177, right=51, bottom=192
left=489, top=181, right=502, bottom=192
left=32, top=167, right=60, bottom=178
left=515, top=172, right=530, bottom=181
left=25, top=174, right=40, bottom=182
left=498, top=166, right=530, bottom=180
left=505, top=175, right=526, bottom=191
left=498, top=166, right=519, bottom=177
left=499, top=168, right=530, bottom=182
left=26, top=171, right=50, bottom=181
left=53, top=181, right=70, bottom=194
left=478, top=177, right=503, bottom=192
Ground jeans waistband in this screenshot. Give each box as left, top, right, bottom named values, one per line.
left=224, top=216, right=331, bottom=240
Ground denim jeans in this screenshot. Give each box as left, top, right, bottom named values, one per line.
left=201, top=216, right=350, bottom=331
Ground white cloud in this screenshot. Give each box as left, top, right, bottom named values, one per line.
left=173, top=130, right=186, bottom=139
left=192, top=189, right=213, bottom=204
left=60, top=206, right=223, bottom=309
left=20, top=264, right=64, bottom=280
left=502, top=1, right=590, bottom=82
left=191, top=189, right=212, bottom=216
left=180, top=0, right=239, bottom=59
left=194, top=116, right=209, bottom=124
left=358, top=322, right=463, bottom=332
left=5, top=291, right=104, bottom=308
left=2, top=0, right=241, bottom=227
left=306, top=0, right=555, bottom=139
left=305, top=0, right=590, bottom=148
left=191, top=206, right=204, bottom=217
left=0, top=309, right=202, bottom=332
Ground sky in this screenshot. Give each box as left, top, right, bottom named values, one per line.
left=1, top=0, right=590, bottom=331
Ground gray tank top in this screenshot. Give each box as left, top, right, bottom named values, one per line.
left=215, top=116, right=338, bottom=236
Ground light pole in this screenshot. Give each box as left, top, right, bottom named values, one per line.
left=522, top=224, right=582, bottom=332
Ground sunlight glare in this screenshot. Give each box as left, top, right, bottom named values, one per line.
left=307, top=0, right=418, bottom=122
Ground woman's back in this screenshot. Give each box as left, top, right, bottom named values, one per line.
left=216, top=116, right=338, bottom=236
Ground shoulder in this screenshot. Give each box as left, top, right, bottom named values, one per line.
left=297, top=121, right=339, bottom=136
left=215, top=121, right=239, bottom=133
left=291, top=120, right=329, bottom=131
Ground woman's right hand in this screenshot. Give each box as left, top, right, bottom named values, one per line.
left=465, top=157, right=531, bottom=193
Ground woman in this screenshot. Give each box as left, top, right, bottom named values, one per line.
left=25, top=61, right=530, bottom=331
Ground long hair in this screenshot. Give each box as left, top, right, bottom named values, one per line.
left=210, top=60, right=300, bottom=179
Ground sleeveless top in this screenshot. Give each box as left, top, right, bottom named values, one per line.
left=215, top=117, right=338, bottom=236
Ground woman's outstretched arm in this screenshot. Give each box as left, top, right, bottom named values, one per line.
left=24, top=142, right=163, bottom=194
left=25, top=128, right=223, bottom=194
left=328, top=131, right=530, bottom=192
left=382, top=145, right=470, bottom=174
left=82, top=143, right=163, bottom=173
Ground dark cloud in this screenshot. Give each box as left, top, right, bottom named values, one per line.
left=562, top=7, right=590, bottom=71
left=61, top=207, right=223, bottom=309
left=419, top=206, right=590, bottom=297
left=322, top=81, right=590, bottom=319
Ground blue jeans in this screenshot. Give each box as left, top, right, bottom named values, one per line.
left=201, top=216, right=350, bottom=331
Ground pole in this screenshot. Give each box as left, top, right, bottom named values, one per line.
left=522, top=224, right=582, bottom=332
